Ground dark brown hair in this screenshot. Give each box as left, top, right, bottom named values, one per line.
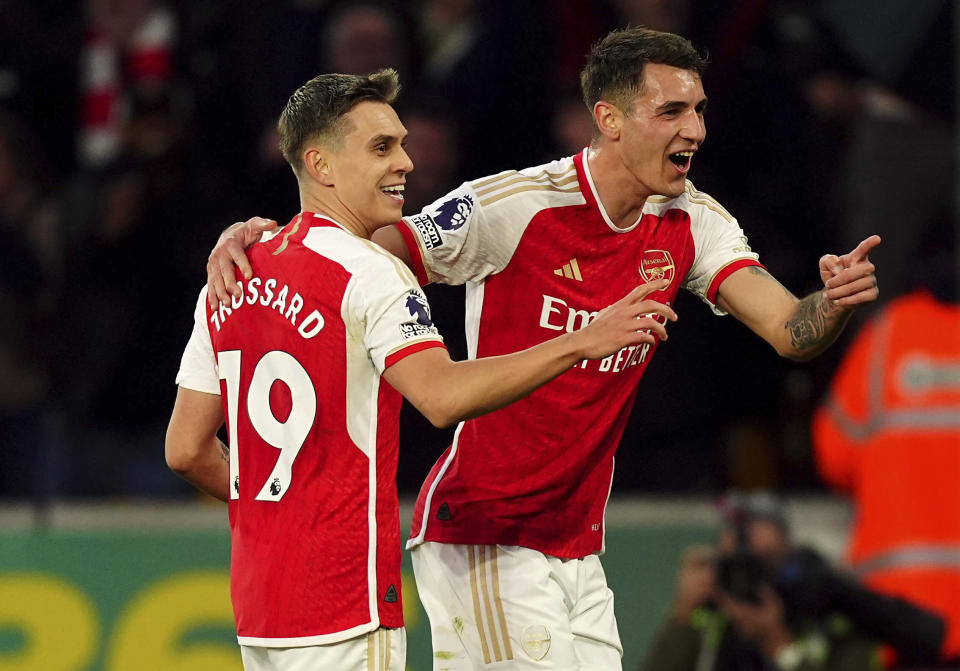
left=278, top=68, right=400, bottom=173
left=580, top=27, right=708, bottom=117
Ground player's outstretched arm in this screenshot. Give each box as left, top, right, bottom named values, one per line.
left=383, top=279, right=677, bottom=428
left=716, top=236, right=881, bottom=361
left=165, top=386, right=230, bottom=501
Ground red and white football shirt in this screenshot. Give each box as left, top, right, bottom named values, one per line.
left=176, top=213, right=445, bottom=646
left=400, top=150, right=761, bottom=559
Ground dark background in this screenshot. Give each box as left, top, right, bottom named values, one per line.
left=0, top=0, right=954, bottom=501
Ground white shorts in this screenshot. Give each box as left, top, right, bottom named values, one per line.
left=240, top=627, right=405, bottom=671
left=411, top=542, right=622, bottom=670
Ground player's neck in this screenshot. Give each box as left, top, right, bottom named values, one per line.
left=300, top=191, right=373, bottom=239
left=586, top=143, right=650, bottom=230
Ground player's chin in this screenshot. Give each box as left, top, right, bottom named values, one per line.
left=660, top=180, right=687, bottom=198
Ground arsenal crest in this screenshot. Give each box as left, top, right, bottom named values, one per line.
left=639, top=249, right=675, bottom=285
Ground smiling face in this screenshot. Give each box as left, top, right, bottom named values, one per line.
left=327, top=100, right=413, bottom=231
left=617, top=62, right=707, bottom=199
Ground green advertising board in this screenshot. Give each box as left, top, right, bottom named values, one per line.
left=0, top=508, right=712, bottom=670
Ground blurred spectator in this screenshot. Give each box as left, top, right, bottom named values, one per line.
left=393, top=95, right=463, bottom=214
left=0, top=113, right=62, bottom=498
left=392, top=94, right=467, bottom=494
left=323, top=1, right=414, bottom=79
left=546, top=87, right=594, bottom=159
left=415, top=0, right=553, bottom=176
left=813, top=254, right=960, bottom=664
left=795, top=0, right=955, bottom=304
left=57, top=62, right=206, bottom=497
left=79, top=0, right=177, bottom=167
left=610, top=0, right=692, bottom=33
left=642, top=492, right=947, bottom=670
left=642, top=492, right=879, bottom=671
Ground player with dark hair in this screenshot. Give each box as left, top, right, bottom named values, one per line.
left=206, top=26, right=880, bottom=671
left=167, top=67, right=674, bottom=671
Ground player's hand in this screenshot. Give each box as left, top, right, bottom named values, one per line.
left=575, top=278, right=678, bottom=360
left=206, top=217, right=278, bottom=308
left=818, top=235, right=881, bottom=309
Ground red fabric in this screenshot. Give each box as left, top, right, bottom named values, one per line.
left=209, top=214, right=408, bottom=642
left=813, top=291, right=960, bottom=659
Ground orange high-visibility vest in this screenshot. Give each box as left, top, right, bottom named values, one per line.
left=813, top=290, right=960, bottom=659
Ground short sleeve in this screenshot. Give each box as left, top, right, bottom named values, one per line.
left=174, top=287, right=221, bottom=394
left=344, top=251, right=446, bottom=374
left=396, top=182, right=514, bottom=285
left=682, top=197, right=762, bottom=316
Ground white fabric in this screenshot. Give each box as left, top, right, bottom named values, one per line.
left=412, top=542, right=622, bottom=670
left=240, top=627, right=406, bottom=671
left=175, top=287, right=220, bottom=394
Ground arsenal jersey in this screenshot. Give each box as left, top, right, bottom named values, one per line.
left=400, top=150, right=761, bottom=558
left=176, top=213, right=444, bottom=645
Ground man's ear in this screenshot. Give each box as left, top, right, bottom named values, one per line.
left=303, top=146, right=334, bottom=186
left=593, top=101, right=622, bottom=141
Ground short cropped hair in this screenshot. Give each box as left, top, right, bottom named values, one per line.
left=278, top=68, right=400, bottom=174
left=580, top=27, right=708, bottom=118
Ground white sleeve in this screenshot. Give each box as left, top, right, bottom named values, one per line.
left=682, top=199, right=761, bottom=316
left=343, top=251, right=445, bottom=374
left=174, top=287, right=221, bottom=394
left=399, top=158, right=584, bottom=286
left=400, top=182, right=516, bottom=285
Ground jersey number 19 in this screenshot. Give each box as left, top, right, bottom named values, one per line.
left=217, top=350, right=317, bottom=502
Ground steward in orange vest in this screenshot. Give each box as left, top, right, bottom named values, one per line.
left=813, top=288, right=960, bottom=663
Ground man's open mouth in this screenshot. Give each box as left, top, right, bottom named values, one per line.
left=668, top=151, right=694, bottom=172
left=381, top=185, right=405, bottom=201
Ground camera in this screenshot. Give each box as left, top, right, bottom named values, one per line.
left=715, top=545, right=946, bottom=665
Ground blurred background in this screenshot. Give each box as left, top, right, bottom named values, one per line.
left=0, top=0, right=956, bottom=669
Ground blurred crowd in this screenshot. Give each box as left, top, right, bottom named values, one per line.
left=0, top=0, right=954, bottom=500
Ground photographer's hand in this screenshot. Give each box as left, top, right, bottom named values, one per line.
left=717, top=584, right=794, bottom=660
left=672, top=544, right=716, bottom=621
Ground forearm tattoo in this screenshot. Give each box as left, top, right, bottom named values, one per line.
left=786, top=293, right=837, bottom=351
left=219, top=441, right=229, bottom=463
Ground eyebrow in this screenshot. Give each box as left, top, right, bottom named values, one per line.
left=655, top=97, right=709, bottom=113
left=369, top=133, right=406, bottom=147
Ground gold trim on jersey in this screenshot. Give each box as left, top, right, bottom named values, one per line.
left=472, top=168, right=580, bottom=207
left=684, top=181, right=735, bottom=222
left=272, top=213, right=303, bottom=255
left=468, top=545, right=514, bottom=663
left=646, top=183, right=735, bottom=223
left=474, top=169, right=578, bottom=197
left=480, top=181, right=581, bottom=207
left=471, top=169, right=517, bottom=190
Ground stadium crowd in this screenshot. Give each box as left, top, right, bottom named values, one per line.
left=0, top=0, right=953, bottom=503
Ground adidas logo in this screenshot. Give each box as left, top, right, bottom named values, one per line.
left=553, top=258, right=582, bottom=281
left=384, top=584, right=398, bottom=603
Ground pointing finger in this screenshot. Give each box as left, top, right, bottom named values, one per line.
left=843, top=235, right=882, bottom=266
